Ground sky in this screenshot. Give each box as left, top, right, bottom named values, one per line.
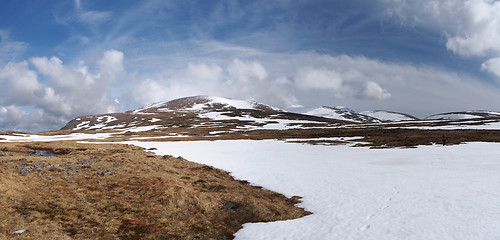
left=1, top=0, right=500, bottom=132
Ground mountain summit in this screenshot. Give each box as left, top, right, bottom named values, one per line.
left=131, top=96, right=281, bottom=114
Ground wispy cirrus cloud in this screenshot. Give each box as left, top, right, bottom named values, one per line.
left=0, top=31, right=28, bottom=63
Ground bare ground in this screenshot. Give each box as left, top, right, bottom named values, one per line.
left=0, top=141, right=309, bottom=239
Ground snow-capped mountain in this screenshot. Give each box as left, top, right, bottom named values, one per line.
left=61, top=96, right=343, bottom=131
left=61, top=95, right=500, bottom=132
left=305, top=106, right=381, bottom=123
left=360, top=110, right=419, bottom=122
left=133, top=96, right=282, bottom=114
left=426, top=111, right=500, bottom=120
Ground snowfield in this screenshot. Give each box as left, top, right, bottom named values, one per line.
left=129, top=140, right=500, bottom=240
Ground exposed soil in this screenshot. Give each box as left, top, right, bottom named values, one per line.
left=0, top=141, right=309, bottom=239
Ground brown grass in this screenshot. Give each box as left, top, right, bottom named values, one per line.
left=81, top=125, right=500, bottom=149
left=0, top=141, right=309, bottom=239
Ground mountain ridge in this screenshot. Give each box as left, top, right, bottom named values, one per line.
left=61, top=96, right=500, bottom=131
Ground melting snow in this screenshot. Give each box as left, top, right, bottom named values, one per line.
left=360, top=110, right=416, bottom=122
left=131, top=140, right=500, bottom=240
left=0, top=133, right=114, bottom=142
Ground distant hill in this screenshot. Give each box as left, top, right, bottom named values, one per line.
left=360, top=110, right=418, bottom=122
left=305, top=106, right=380, bottom=123
left=426, top=111, right=500, bottom=120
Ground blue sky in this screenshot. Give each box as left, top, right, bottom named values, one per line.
left=1, top=0, right=500, bottom=132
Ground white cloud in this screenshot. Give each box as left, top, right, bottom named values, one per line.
left=127, top=50, right=500, bottom=118
left=227, top=59, right=268, bottom=83
left=0, top=61, right=42, bottom=106
left=481, top=57, right=500, bottom=78
left=445, top=0, right=500, bottom=57
left=0, top=105, right=68, bottom=133
left=0, top=31, right=28, bottom=63
left=1, top=44, right=499, bottom=132
left=0, top=50, right=125, bottom=132
left=129, top=59, right=296, bottom=108
left=98, top=49, right=125, bottom=85
left=78, top=11, right=113, bottom=25
left=295, top=67, right=343, bottom=92
left=55, top=0, right=112, bottom=30
left=357, top=81, right=392, bottom=100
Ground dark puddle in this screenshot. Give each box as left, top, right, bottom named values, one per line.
left=26, top=147, right=58, bottom=157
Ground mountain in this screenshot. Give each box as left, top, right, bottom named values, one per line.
left=360, top=110, right=419, bottom=122
left=62, top=96, right=500, bottom=133
left=61, top=96, right=344, bottom=132
left=426, top=111, right=500, bottom=120
left=305, top=106, right=381, bottom=123
left=132, top=96, right=282, bottom=114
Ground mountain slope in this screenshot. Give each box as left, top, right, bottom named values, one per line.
left=360, top=110, right=419, bottom=122
left=305, top=106, right=381, bottom=123
left=426, top=111, right=500, bottom=120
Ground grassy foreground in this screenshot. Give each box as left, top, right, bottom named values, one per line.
left=0, top=141, right=309, bottom=239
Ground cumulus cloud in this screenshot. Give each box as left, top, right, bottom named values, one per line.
left=127, top=50, right=500, bottom=117
left=445, top=0, right=500, bottom=57
left=0, top=105, right=67, bottom=133
left=481, top=57, right=500, bottom=78
left=0, top=50, right=125, bottom=132
left=0, top=61, right=42, bottom=106
left=227, top=59, right=267, bottom=83
left=129, top=54, right=399, bottom=111
left=295, top=68, right=343, bottom=92
left=129, top=59, right=298, bottom=108
left=357, top=81, right=392, bottom=100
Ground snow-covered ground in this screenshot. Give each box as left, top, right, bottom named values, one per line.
left=0, top=132, right=115, bottom=142
left=129, top=140, right=500, bottom=240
